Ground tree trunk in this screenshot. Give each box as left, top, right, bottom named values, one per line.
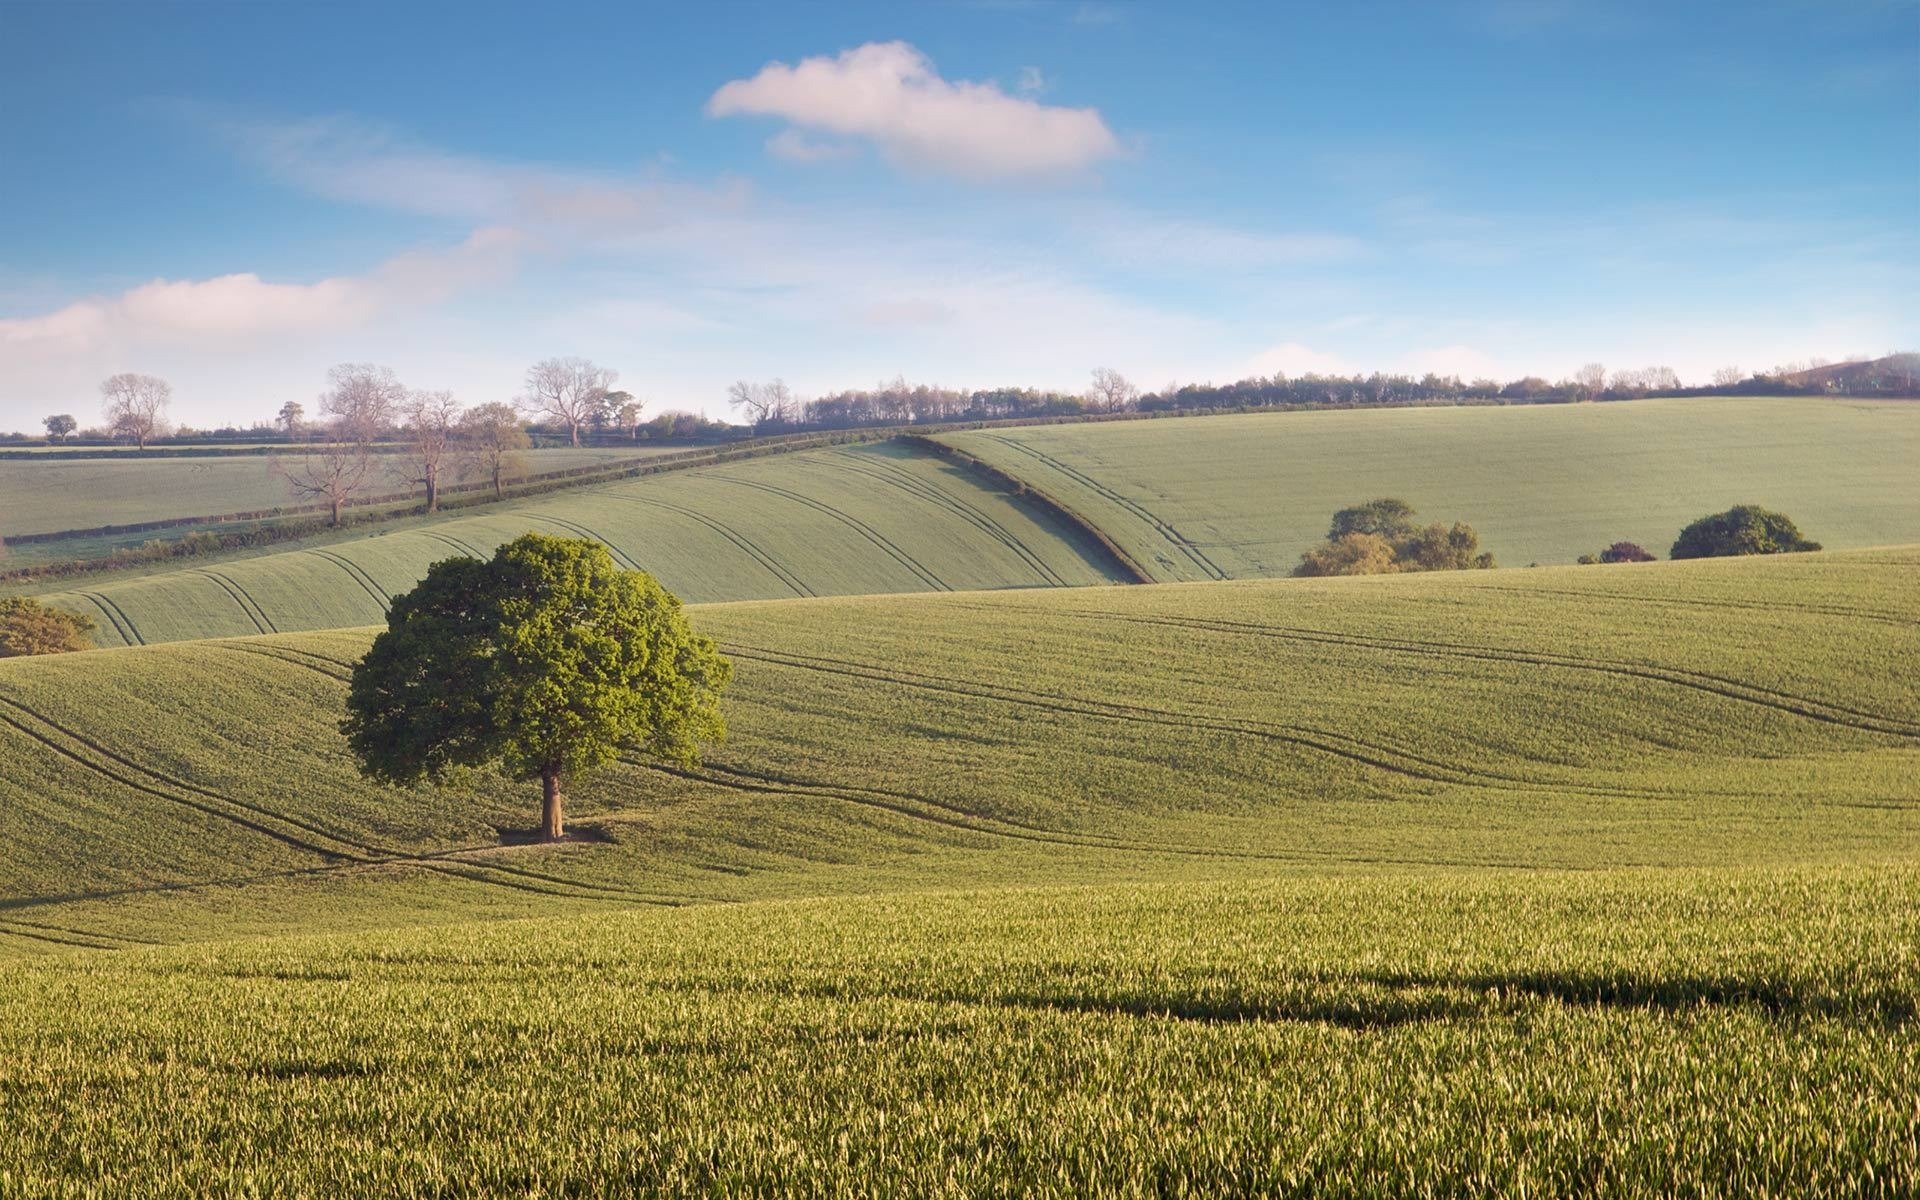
left=425, top=470, right=438, bottom=514
left=540, top=765, right=564, bottom=841
left=569, top=422, right=581, bottom=447
left=492, top=464, right=503, bottom=500
left=329, top=497, right=342, bottom=526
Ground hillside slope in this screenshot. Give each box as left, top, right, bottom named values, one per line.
left=32, top=440, right=1124, bottom=647
left=941, top=397, right=1920, bottom=580
left=2, top=548, right=1913, bottom=952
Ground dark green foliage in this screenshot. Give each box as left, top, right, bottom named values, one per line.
left=1598, top=541, right=1656, bottom=563
left=343, top=533, right=730, bottom=832
left=1298, top=501, right=1494, bottom=576
left=1671, top=506, right=1821, bottom=560
left=1328, top=497, right=1417, bottom=540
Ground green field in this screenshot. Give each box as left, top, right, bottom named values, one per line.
left=0, top=445, right=674, bottom=538
left=28, top=441, right=1124, bottom=647
left=941, top=397, right=1920, bottom=579
left=0, top=548, right=1915, bottom=1192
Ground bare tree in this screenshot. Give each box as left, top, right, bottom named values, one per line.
left=100, top=373, right=171, bottom=448
left=1574, top=362, right=1607, bottom=400
left=1711, top=366, right=1744, bottom=388
left=277, top=401, right=305, bottom=435
left=1086, top=367, right=1139, bottom=413
left=398, top=390, right=463, bottom=512
left=521, top=357, right=616, bottom=446
left=726, top=379, right=795, bottom=427
left=458, top=402, right=532, bottom=499
left=321, top=364, right=405, bottom=445
left=276, top=435, right=376, bottom=527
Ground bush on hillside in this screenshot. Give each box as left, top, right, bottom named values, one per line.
left=0, top=596, right=95, bottom=656
left=1670, top=506, right=1820, bottom=560
left=1295, top=499, right=1495, bottom=576
left=1579, top=541, right=1656, bottom=565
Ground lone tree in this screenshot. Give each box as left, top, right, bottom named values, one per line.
left=521, top=357, right=616, bottom=446
left=0, top=597, right=95, bottom=657
left=1086, top=367, right=1139, bottom=413
left=42, top=414, right=76, bottom=443
left=458, top=402, right=531, bottom=498
left=100, top=373, right=171, bottom=448
left=343, top=534, right=730, bottom=841
left=277, top=401, right=305, bottom=435
left=398, top=389, right=462, bottom=512
left=320, top=363, right=405, bottom=444
left=1671, top=506, right=1821, bottom=559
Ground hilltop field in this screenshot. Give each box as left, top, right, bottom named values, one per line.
left=0, top=546, right=1915, bottom=1194
left=15, top=396, right=1920, bottom=647
left=0, top=398, right=1914, bottom=1195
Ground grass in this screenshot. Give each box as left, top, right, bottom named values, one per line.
left=0, top=543, right=1913, bottom=1195
left=0, top=868, right=1912, bottom=1197
left=939, top=397, right=1920, bottom=578
left=0, top=445, right=669, bottom=538
left=24, top=441, right=1124, bottom=646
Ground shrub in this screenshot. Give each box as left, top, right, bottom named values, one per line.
left=1591, top=541, right=1656, bottom=564
left=0, top=597, right=96, bottom=656
left=1670, top=507, right=1820, bottom=560
left=1295, top=503, right=1495, bottom=576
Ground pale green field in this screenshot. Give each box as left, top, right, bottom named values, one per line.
left=30, top=441, right=1123, bottom=646
left=0, top=549, right=1914, bottom=1194
left=941, top=397, right=1920, bottom=578
left=0, top=445, right=673, bottom=537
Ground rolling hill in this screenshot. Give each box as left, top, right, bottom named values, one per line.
left=939, top=397, right=1920, bottom=580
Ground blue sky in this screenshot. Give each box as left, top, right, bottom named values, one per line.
left=1, top=0, right=1914, bottom=429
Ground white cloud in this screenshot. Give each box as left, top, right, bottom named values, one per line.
left=1245, top=342, right=1354, bottom=377
left=707, top=42, right=1121, bottom=179
left=0, top=228, right=520, bottom=352
left=766, top=128, right=858, bottom=164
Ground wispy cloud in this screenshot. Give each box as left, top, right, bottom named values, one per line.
left=707, top=42, right=1122, bottom=180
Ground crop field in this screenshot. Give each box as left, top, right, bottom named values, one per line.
left=27, top=441, right=1126, bottom=645
left=0, top=445, right=674, bottom=538
left=940, top=397, right=1920, bottom=578
left=0, top=547, right=1915, bottom=1193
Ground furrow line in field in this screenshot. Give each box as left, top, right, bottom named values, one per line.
left=616, top=496, right=813, bottom=597
left=811, top=452, right=1067, bottom=586
left=0, top=921, right=120, bottom=951
left=532, top=515, right=643, bottom=571
left=217, top=642, right=353, bottom=682
left=69, top=593, right=134, bottom=646
left=424, top=531, right=488, bottom=560
left=716, top=642, right=1639, bottom=797
left=0, top=916, right=156, bottom=947
left=79, top=591, right=145, bottom=646
left=195, top=570, right=273, bottom=635
left=649, top=761, right=1530, bottom=870
left=1065, top=608, right=1920, bottom=740
left=716, top=477, right=950, bottom=591
left=1458, top=582, right=1918, bottom=628
left=975, top=434, right=1226, bottom=580
left=308, top=549, right=391, bottom=611
left=0, top=705, right=360, bottom=862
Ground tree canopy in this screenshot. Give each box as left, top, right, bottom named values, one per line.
left=0, top=597, right=95, bottom=657
left=1670, top=506, right=1821, bottom=560
left=342, top=533, right=730, bottom=840
left=1296, top=499, right=1495, bottom=576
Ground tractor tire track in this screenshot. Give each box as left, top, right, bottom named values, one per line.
left=423, top=531, right=488, bottom=560
left=532, top=515, right=643, bottom=571
left=616, top=495, right=814, bottom=597
left=0, top=694, right=688, bottom=908
left=716, top=642, right=1654, bottom=798
left=714, top=477, right=950, bottom=591
left=195, top=569, right=276, bottom=635
left=1458, top=583, right=1918, bottom=629
left=809, top=452, right=1067, bottom=586
left=975, top=434, right=1225, bottom=581
left=78, top=591, right=145, bottom=646
left=1059, top=608, right=1920, bottom=740
left=308, top=549, right=391, bottom=612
